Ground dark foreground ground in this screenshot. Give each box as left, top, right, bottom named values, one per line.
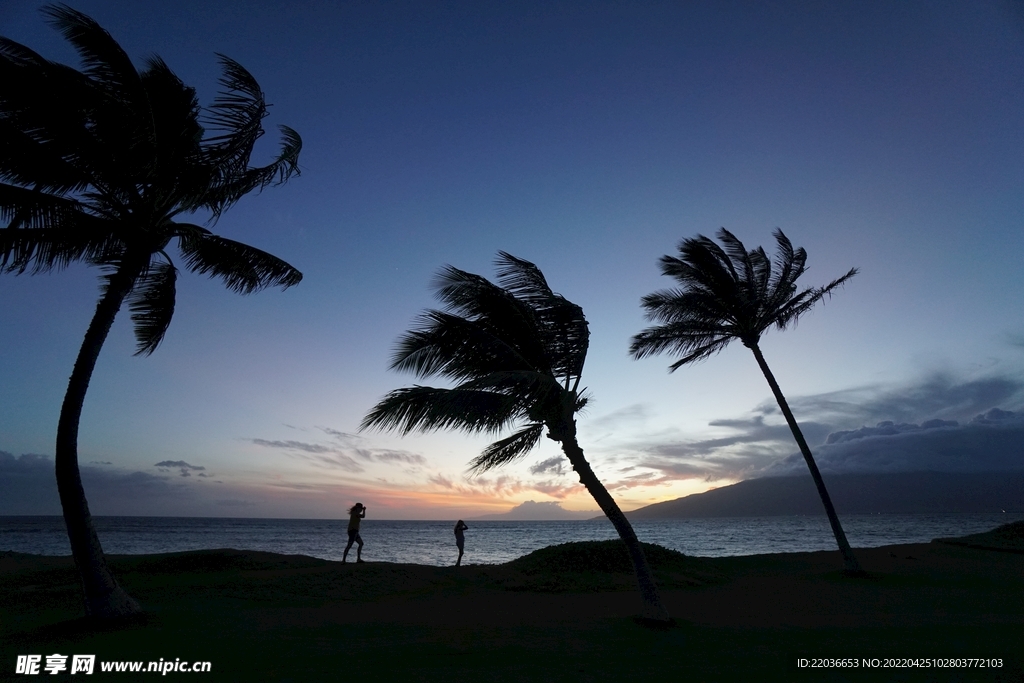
left=2, top=522, right=1022, bottom=682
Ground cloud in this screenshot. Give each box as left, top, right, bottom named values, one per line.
left=611, top=373, right=1024, bottom=484
left=1, top=452, right=61, bottom=515
left=428, top=473, right=455, bottom=489
left=781, top=374, right=1024, bottom=426
left=250, top=439, right=338, bottom=454
left=154, top=460, right=206, bottom=469
left=373, top=450, right=428, bottom=465
left=0, top=449, right=373, bottom=518
left=764, top=408, right=1024, bottom=476
left=249, top=438, right=364, bottom=472
left=425, top=469, right=583, bottom=502
left=587, top=403, right=652, bottom=431
left=647, top=415, right=830, bottom=459
left=155, top=460, right=207, bottom=477
left=316, top=426, right=358, bottom=441
left=1, top=451, right=50, bottom=467
left=247, top=428, right=429, bottom=472
left=529, top=456, right=565, bottom=476
left=824, top=419, right=959, bottom=444
left=623, top=415, right=821, bottom=483
left=0, top=452, right=192, bottom=515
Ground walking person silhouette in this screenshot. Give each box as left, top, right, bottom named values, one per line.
left=454, top=520, right=469, bottom=566
left=343, top=503, right=366, bottom=563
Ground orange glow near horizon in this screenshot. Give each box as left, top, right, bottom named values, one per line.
left=234, top=471, right=729, bottom=519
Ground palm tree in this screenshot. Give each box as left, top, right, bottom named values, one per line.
left=630, top=229, right=864, bottom=574
left=0, top=5, right=303, bottom=618
left=362, top=252, right=672, bottom=622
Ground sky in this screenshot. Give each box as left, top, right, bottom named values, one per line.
left=2, top=0, right=1024, bottom=520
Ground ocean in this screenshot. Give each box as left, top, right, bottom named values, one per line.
left=2, top=513, right=1019, bottom=566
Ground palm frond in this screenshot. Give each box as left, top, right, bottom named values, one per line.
left=176, top=226, right=301, bottom=293
left=127, top=256, right=176, bottom=355
left=389, top=310, right=538, bottom=380
left=717, top=228, right=758, bottom=293
left=633, top=228, right=857, bottom=368
left=0, top=122, right=90, bottom=195
left=0, top=221, right=123, bottom=274
left=772, top=267, right=858, bottom=330
left=194, top=55, right=301, bottom=218
left=668, top=239, right=741, bottom=307
left=0, top=43, right=98, bottom=195
left=269, top=125, right=302, bottom=183
left=202, top=55, right=266, bottom=169
left=494, top=251, right=555, bottom=304
left=638, top=287, right=734, bottom=325
left=819, top=267, right=859, bottom=298
left=433, top=264, right=533, bottom=325
left=761, top=229, right=803, bottom=317
left=41, top=4, right=146, bottom=118
left=493, top=251, right=589, bottom=381
left=138, top=56, right=203, bottom=183
left=198, top=125, right=302, bottom=218
left=361, top=386, right=522, bottom=436
left=468, top=423, right=545, bottom=473
left=0, top=185, right=89, bottom=230
left=40, top=1, right=149, bottom=166
left=629, top=320, right=734, bottom=368
left=431, top=264, right=551, bottom=372
left=0, top=36, right=49, bottom=64
left=456, top=370, right=561, bottom=398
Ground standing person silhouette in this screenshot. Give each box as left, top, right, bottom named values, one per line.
left=454, top=520, right=469, bottom=566
left=343, top=503, right=366, bottom=563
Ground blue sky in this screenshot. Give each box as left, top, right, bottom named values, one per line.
left=2, top=0, right=1023, bottom=519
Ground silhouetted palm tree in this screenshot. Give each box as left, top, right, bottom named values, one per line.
left=363, top=252, right=671, bottom=621
left=0, top=5, right=302, bottom=617
left=630, top=229, right=864, bottom=574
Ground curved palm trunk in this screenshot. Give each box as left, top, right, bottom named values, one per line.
left=56, top=268, right=143, bottom=618
left=747, top=343, right=864, bottom=575
left=558, top=429, right=671, bottom=623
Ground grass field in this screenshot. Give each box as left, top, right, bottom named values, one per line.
left=2, top=523, right=1022, bottom=682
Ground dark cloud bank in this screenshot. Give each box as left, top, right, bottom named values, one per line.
left=766, top=408, right=1024, bottom=477
left=631, top=375, right=1024, bottom=484
left=0, top=424, right=431, bottom=516
left=623, top=375, right=1024, bottom=516
left=0, top=451, right=200, bottom=516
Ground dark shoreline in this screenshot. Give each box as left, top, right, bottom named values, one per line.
left=2, top=525, right=1022, bottom=682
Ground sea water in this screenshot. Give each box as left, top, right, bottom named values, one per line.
left=1, top=513, right=1019, bottom=566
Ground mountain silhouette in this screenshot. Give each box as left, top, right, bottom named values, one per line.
left=624, top=472, right=1024, bottom=518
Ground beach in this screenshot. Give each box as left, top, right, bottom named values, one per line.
left=2, top=524, right=1022, bottom=682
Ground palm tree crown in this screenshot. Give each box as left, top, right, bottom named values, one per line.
left=631, top=228, right=864, bottom=575
left=363, top=252, right=672, bottom=621
left=362, top=251, right=590, bottom=471
left=630, top=228, right=856, bottom=369
left=1, top=4, right=303, bottom=351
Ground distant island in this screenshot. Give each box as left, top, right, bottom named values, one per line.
left=470, top=500, right=600, bottom=521
left=624, top=471, right=1024, bottom=519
